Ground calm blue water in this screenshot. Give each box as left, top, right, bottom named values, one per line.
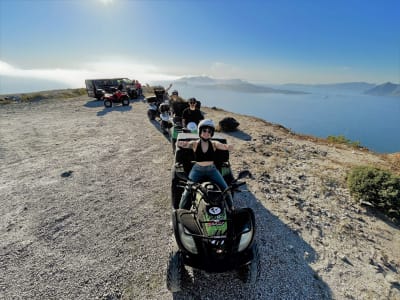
left=173, top=85, right=400, bottom=153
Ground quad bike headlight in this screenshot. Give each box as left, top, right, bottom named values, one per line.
left=178, top=224, right=198, bottom=254
left=238, top=228, right=253, bottom=252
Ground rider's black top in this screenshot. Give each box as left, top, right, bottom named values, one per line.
left=194, top=140, right=216, bottom=162
left=182, top=108, right=204, bottom=125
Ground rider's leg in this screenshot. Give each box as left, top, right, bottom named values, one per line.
left=179, top=186, right=191, bottom=209
left=206, top=165, right=234, bottom=210
left=178, top=164, right=204, bottom=209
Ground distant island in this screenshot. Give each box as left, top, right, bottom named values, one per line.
left=364, top=82, right=400, bottom=97
left=170, top=76, right=400, bottom=97
left=174, top=76, right=308, bottom=95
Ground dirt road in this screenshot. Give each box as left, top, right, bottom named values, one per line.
left=1, top=95, right=399, bottom=299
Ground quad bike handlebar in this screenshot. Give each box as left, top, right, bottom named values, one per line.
left=177, top=171, right=251, bottom=197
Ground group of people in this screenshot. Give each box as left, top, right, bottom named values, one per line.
left=169, top=89, right=204, bottom=128
left=164, top=87, right=235, bottom=211
left=116, top=79, right=142, bottom=96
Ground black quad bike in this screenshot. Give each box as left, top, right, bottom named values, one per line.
left=159, top=102, right=173, bottom=136
left=167, top=133, right=259, bottom=293
left=103, top=87, right=130, bottom=108
left=146, top=86, right=165, bottom=120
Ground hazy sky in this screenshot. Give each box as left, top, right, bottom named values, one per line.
left=1, top=0, right=400, bottom=92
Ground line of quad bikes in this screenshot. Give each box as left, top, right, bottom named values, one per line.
left=143, top=86, right=261, bottom=294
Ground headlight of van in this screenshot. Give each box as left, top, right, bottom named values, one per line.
left=179, top=224, right=198, bottom=254
left=238, top=229, right=253, bottom=252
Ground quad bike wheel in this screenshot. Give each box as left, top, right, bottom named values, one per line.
left=122, top=97, right=130, bottom=106
left=104, top=99, right=112, bottom=108
left=238, top=242, right=260, bottom=287
left=166, top=251, right=184, bottom=292
left=147, top=110, right=156, bottom=120
left=171, top=138, right=177, bottom=153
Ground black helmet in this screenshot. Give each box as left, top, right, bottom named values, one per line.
left=198, top=119, right=215, bottom=138
left=172, top=90, right=179, bottom=96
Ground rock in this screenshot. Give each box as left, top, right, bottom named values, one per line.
left=218, top=117, right=240, bottom=132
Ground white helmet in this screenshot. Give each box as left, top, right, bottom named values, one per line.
left=198, top=119, right=215, bottom=137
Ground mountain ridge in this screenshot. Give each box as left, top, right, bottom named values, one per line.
left=364, top=82, right=400, bottom=97
left=163, top=76, right=400, bottom=96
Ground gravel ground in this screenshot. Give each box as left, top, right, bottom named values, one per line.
left=1, top=95, right=399, bottom=299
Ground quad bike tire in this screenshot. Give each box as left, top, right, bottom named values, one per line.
left=104, top=99, right=112, bottom=108
left=166, top=251, right=184, bottom=292
left=171, top=170, right=184, bottom=209
left=147, top=110, right=156, bottom=120
left=171, top=138, right=177, bottom=153
left=122, top=97, right=130, bottom=106
left=238, top=242, right=260, bottom=287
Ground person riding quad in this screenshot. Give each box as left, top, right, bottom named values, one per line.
left=176, top=119, right=234, bottom=210
left=182, top=97, right=203, bottom=127
left=117, top=82, right=124, bottom=91
left=169, top=90, right=188, bottom=118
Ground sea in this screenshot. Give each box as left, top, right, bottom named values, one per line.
left=171, top=84, right=400, bottom=154
left=2, top=79, right=399, bottom=153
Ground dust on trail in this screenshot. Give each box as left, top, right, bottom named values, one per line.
left=1, top=96, right=399, bottom=299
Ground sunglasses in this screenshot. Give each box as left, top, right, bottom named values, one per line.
left=189, top=101, right=196, bottom=105
left=202, top=128, right=212, bottom=133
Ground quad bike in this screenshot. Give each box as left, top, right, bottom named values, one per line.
left=167, top=133, right=259, bottom=293
left=103, top=87, right=130, bottom=108
left=171, top=116, right=185, bottom=153
left=171, top=120, right=197, bottom=153
left=159, top=102, right=173, bottom=136
left=147, top=86, right=166, bottom=120
left=146, top=96, right=160, bottom=120
left=126, top=86, right=138, bottom=99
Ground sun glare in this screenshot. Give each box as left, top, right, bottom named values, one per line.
left=99, top=0, right=114, bottom=5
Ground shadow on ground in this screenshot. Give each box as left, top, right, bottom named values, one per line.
left=169, top=190, right=332, bottom=299
left=222, top=129, right=252, bottom=141
left=149, top=119, right=173, bottom=144
left=84, top=99, right=104, bottom=108
left=96, top=105, right=132, bottom=117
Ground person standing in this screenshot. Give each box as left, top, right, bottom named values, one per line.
left=134, top=80, right=142, bottom=96
left=169, top=90, right=187, bottom=118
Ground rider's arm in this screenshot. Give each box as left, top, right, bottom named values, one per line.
left=182, top=109, right=188, bottom=127
left=177, top=140, right=195, bottom=149
left=165, top=83, right=173, bottom=92
left=214, top=141, right=233, bottom=151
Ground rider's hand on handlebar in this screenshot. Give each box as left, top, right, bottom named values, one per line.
left=177, top=141, right=189, bottom=148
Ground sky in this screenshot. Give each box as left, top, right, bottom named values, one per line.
left=1, top=0, right=400, bottom=93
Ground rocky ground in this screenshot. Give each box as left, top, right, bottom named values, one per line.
left=0, top=93, right=399, bottom=299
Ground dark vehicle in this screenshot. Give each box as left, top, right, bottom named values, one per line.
left=85, top=79, right=106, bottom=100
left=103, top=87, right=130, bottom=108
left=167, top=133, right=259, bottom=293
left=170, top=101, right=189, bottom=151
left=119, top=78, right=139, bottom=99
left=159, top=102, right=173, bottom=136
left=146, top=86, right=166, bottom=120
left=85, top=78, right=139, bottom=100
